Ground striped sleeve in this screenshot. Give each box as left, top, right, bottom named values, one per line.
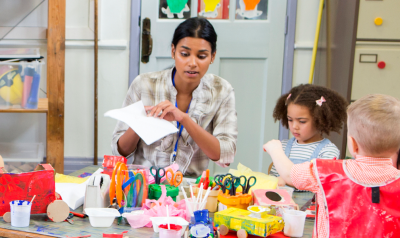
left=318, top=142, right=340, bottom=159
left=269, top=139, right=288, bottom=177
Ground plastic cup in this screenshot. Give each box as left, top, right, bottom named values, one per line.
left=185, top=199, right=200, bottom=221
left=10, top=200, right=32, bottom=227
left=159, top=224, right=182, bottom=238
left=283, top=210, right=306, bottom=237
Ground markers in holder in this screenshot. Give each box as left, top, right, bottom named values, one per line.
left=25, top=72, right=40, bottom=109
left=21, top=66, right=35, bottom=108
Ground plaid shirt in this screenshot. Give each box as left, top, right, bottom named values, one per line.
left=291, top=155, right=400, bottom=238
left=111, top=68, right=238, bottom=177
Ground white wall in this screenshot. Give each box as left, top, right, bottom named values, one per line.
left=65, top=0, right=131, bottom=159
left=0, top=0, right=131, bottom=164
left=292, top=0, right=320, bottom=86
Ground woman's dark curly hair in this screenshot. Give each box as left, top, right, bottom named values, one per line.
left=273, top=84, right=348, bottom=135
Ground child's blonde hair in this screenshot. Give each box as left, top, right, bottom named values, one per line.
left=348, top=94, right=400, bottom=155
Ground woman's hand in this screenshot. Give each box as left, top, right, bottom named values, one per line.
left=145, top=100, right=186, bottom=122
left=263, top=140, right=283, bottom=155
left=277, top=176, right=286, bottom=187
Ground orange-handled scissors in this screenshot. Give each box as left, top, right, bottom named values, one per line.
left=165, top=168, right=183, bottom=187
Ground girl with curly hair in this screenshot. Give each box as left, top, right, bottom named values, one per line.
left=270, top=84, right=348, bottom=186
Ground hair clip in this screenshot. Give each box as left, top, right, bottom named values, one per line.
left=316, top=96, right=326, bottom=106
left=285, top=94, right=292, bottom=105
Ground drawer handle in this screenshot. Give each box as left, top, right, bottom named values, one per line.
left=377, top=61, right=386, bottom=69
left=374, top=17, right=383, bottom=26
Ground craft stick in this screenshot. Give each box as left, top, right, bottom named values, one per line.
left=190, top=184, right=194, bottom=199
left=196, top=184, right=203, bottom=210
left=196, top=184, right=203, bottom=204
left=200, top=187, right=211, bottom=210
left=181, top=186, right=193, bottom=216
left=166, top=205, right=170, bottom=229
left=30, top=195, right=36, bottom=205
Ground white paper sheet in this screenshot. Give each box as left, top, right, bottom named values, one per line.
left=55, top=168, right=103, bottom=210
left=104, top=101, right=178, bottom=145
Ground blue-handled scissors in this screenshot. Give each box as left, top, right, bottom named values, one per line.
left=238, top=175, right=247, bottom=192
left=224, top=177, right=240, bottom=196
left=244, top=176, right=256, bottom=194
left=230, top=177, right=241, bottom=196
left=150, top=166, right=166, bottom=185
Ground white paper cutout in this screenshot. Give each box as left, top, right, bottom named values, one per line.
left=236, top=0, right=262, bottom=19
left=162, top=4, right=190, bottom=19
left=104, top=101, right=178, bottom=145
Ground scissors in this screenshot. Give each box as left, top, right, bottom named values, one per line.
left=243, top=176, right=257, bottom=194
left=238, top=175, right=247, bottom=192
left=165, top=168, right=183, bottom=187
left=150, top=166, right=166, bottom=185
left=224, top=177, right=240, bottom=196
left=231, top=177, right=241, bottom=196
left=214, top=175, right=227, bottom=193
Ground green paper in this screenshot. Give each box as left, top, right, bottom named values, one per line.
left=167, top=0, right=189, bottom=13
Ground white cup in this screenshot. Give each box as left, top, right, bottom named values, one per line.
left=10, top=200, right=32, bottom=227
left=283, top=210, right=306, bottom=237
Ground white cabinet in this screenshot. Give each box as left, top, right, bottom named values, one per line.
left=352, top=43, right=400, bottom=100
left=357, top=0, right=400, bottom=40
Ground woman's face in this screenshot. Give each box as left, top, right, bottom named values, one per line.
left=171, top=37, right=216, bottom=85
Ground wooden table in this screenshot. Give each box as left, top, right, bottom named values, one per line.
left=0, top=166, right=315, bottom=237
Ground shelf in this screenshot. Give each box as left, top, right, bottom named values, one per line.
left=0, top=98, right=48, bottom=113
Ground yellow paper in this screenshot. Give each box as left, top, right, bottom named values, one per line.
left=55, top=173, right=89, bottom=184
left=204, top=0, right=220, bottom=12
left=229, top=163, right=278, bottom=192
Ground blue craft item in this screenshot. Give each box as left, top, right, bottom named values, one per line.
left=25, top=72, right=40, bottom=109
left=122, top=171, right=138, bottom=207
left=194, top=209, right=209, bottom=224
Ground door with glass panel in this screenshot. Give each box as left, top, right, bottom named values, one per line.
left=140, top=0, right=287, bottom=174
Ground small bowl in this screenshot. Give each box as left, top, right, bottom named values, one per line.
left=84, top=208, right=120, bottom=227
left=150, top=216, right=189, bottom=237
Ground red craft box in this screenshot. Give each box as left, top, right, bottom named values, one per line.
left=0, top=164, right=56, bottom=216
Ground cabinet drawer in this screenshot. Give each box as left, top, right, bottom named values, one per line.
left=357, top=0, right=400, bottom=40
left=351, top=43, right=400, bottom=101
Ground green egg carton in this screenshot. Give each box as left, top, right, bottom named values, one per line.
left=148, top=184, right=180, bottom=202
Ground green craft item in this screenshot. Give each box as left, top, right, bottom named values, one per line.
left=126, top=178, right=136, bottom=207
left=134, top=173, right=145, bottom=207
left=148, top=184, right=180, bottom=202
left=167, top=0, right=189, bottom=13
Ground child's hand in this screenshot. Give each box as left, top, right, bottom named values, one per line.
left=263, top=140, right=283, bottom=154
left=277, top=177, right=286, bottom=187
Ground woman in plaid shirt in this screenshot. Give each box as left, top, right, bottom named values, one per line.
left=112, top=18, right=237, bottom=176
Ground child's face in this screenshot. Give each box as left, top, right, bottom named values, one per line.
left=287, top=103, right=322, bottom=144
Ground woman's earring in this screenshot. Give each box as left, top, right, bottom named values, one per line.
left=210, top=61, right=213, bottom=64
